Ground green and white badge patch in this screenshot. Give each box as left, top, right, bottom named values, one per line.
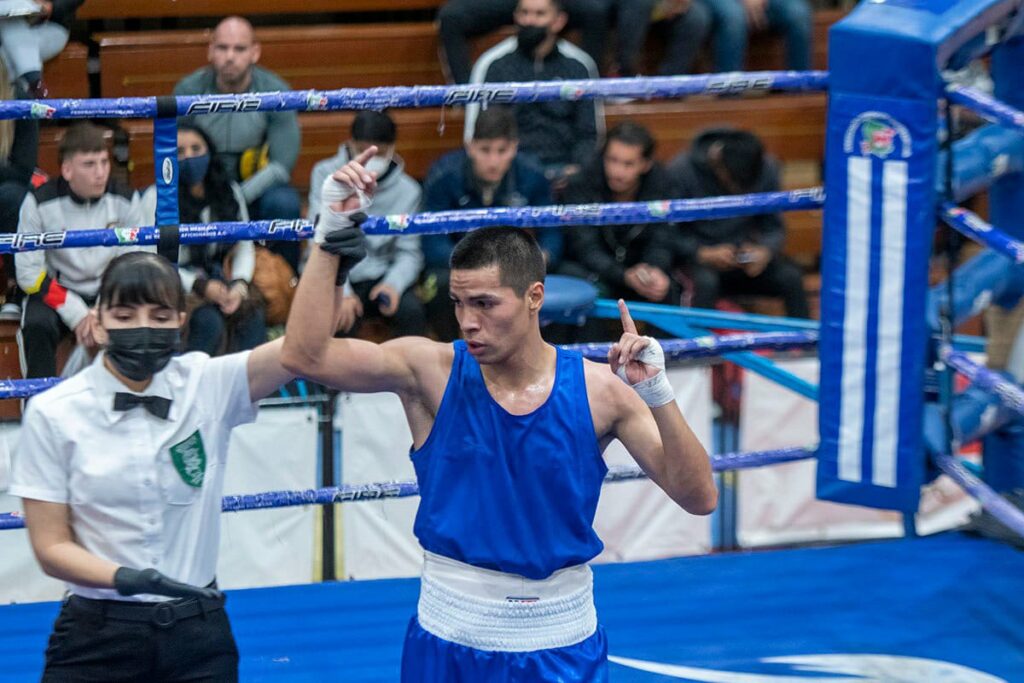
left=170, top=430, right=207, bottom=488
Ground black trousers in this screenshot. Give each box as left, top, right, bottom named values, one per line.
left=437, top=0, right=610, bottom=83
left=344, top=277, right=428, bottom=338
left=42, top=595, right=238, bottom=683
left=687, top=256, right=811, bottom=319
left=20, top=292, right=96, bottom=379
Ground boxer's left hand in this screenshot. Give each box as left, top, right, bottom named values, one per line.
left=609, top=299, right=675, bottom=408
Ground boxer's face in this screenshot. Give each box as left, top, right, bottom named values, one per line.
left=450, top=265, right=543, bottom=364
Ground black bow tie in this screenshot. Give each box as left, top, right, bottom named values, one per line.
left=113, top=392, right=172, bottom=419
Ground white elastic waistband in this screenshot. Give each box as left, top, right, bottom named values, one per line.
left=417, top=552, right=597, bottom=652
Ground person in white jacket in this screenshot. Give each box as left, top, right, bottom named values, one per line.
left=16, top=121, right=148, bottom=378
left=308, top=110, right=425, bottom=337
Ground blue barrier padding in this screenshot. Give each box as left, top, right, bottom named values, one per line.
left=935, top=123, right=1024, bottom=202
left=0, top=72, right=829, bottom=121
left=926, top=248, right=1024, bottom=332
left=813, top=0, right=1012, bottom=511
left=941, top=204, right=1024, bottom=264
left=540, top=274, right=597, bottom=325
left=0, top=446, right=814, bottom=531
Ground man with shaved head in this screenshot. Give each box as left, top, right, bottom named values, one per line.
left=175, top=16, right=303, bottom=271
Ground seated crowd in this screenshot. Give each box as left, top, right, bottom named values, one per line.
left=0, top=0, right=814, bottom=379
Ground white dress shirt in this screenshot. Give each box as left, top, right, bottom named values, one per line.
left=10, top=350, right=257, bottom=601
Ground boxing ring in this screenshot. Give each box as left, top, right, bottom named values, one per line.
left=2, top=0, right=1024, bottom=678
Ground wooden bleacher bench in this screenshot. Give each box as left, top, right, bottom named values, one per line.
left=37, top=91, right=822, bottom=264
left=43, top=41, right=89, bottom=100
left=80, top=0, right=445, bottom=20
left=97, top=11, right=840, bottom=99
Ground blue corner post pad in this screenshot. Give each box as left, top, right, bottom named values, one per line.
left=818, top=0, right=1021, bottom=513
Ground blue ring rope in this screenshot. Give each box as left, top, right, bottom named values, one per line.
left=0, top=332, right=818, bottom=400
left=931, top=452, right=1024, bottom=539
left=0, top=446, right=814, bottom=530
left=0, top=71, right=829, bottom=121
left=940, top=345, right=1024, bottom=418
left=947, top=84, right=1024, bottom=133
left=0, top=189, right=825, bottom=254
left=940, top=203, right=1024, bottom=264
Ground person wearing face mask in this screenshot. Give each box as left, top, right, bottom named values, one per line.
left=437, top=0, right=609, bottom=84
left=15, top=121, right=149, bottom=379
left=465, top=0, right=604, bottom=187
left=308, top=110, right=426, bottom=338
left=9, top=251, right=298, bottom=682
left=139, top=124, right=267, bottom=356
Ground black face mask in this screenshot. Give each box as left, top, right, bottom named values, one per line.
left=105, top=327, right=180, bottom=381
left=516, top=25, right=549, bottom=55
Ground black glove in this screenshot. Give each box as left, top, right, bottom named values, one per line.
left=114, top=567, right=223, bottom=601
left=317, top=211, right=368, bottom=286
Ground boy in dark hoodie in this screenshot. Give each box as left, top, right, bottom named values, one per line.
left=668, top=127, right=810, bottom=318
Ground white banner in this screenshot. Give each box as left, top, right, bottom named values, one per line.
left=737, top=357, right=977, bottom=547
left=0, top=407, right=318, bottom=604
left=339, top=366, right=714, bottom=580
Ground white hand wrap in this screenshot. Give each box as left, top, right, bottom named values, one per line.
left=615, top=336, right=676, bottom=408
left=314, top=175, right=372, bottom=244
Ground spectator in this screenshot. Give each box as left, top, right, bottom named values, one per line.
left=465, top=0, right=603, bottom=184
left=422, top=106, right=560, bottom=340
left=610, top=0, right=710, bottom=77
left=175, top=16, right=303, bottom=272
left=561, top=122, right=678, bottom=308
left=669, top=128, right=809, bottom=318
left=0, top=0, right=84, bottom=97
left=438, top=0, right=609, bottom=84
left=702, top=0, right=812, bottom=72
left=309, top=110, right=426, bottom=338
left=0, top=58, right=39, bottom=319
left=139, top=124, right=266, bottom=356
left=16, top=122, right=147, bottom=378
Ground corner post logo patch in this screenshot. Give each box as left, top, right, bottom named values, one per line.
left=170, top=430, right=207, bottom=488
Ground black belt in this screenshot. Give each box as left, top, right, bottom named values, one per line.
left=66, top=589, right=225, bottom=629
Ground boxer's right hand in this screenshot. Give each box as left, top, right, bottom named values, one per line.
left=315, top=146, right=377, bottom=283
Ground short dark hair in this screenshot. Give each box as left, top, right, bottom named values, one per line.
left=604, top=122, right=656, bottom=160
left=450, top=227, right=545, bottom=296
left=472, top=106, right=517, bottom=142
left=713, top=129, right=764, bottom=191
left=352, top=110, right=397, bottom=145
left=59, top=122, right=108, bottom=164
left=99, top=252, right=186, bottom=312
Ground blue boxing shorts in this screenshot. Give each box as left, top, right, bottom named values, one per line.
left=400, top=617, right=608, bottom=682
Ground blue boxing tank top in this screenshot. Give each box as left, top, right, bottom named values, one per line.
left=411, top=340, right=607, bottom=580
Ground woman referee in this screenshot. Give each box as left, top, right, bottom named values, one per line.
left=9, top=251, right=297, bottom=682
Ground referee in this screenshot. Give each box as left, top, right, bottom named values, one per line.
left=10, top=252, right=299, bottom=682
